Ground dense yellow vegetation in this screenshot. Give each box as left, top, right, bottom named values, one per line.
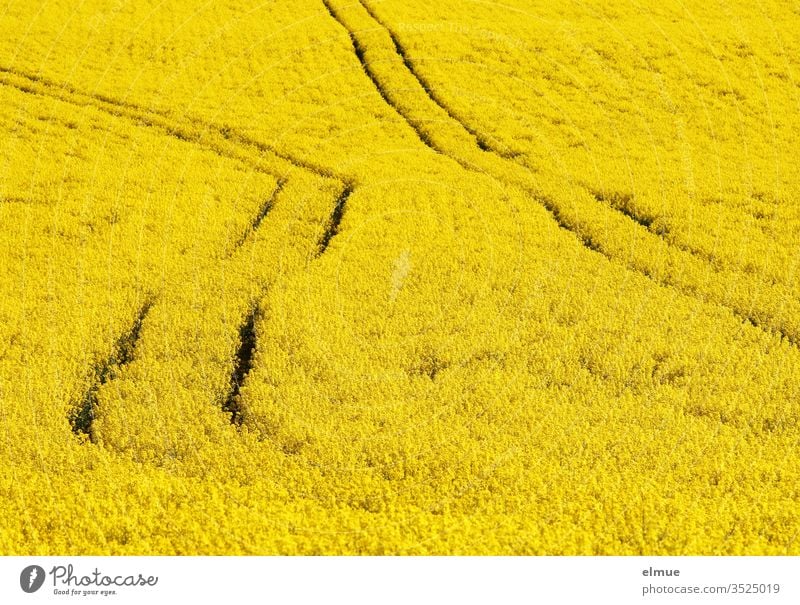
left=1, top=0, right=799, bottom=554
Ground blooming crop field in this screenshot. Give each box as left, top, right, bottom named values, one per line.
left=1, top=0, right=799, bottom=555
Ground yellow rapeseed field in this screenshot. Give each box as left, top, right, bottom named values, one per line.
left=1, top=0, right=799, bottom=554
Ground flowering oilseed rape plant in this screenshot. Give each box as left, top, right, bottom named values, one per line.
left=0, top=0, right=799, bottom=555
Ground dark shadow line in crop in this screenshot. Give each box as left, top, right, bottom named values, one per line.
left=0, top=65, right=170, bottom=117
left=590, top=189, right=654, bottom=229
left=231, top=179, right=285, bottom=251
left=590, top=188, right=734, bottom=271
left=316, top=185, right=352, bottom=257
left=322, top=3, right=796, bottom=348
left=0, top=65, right=341, bottom=183
left=217, top=125, right=343, bottom=181
left=321, top=0, right=442, bottom=154
left=357, top=0, right=520, bottom=159
left=535, top=193, right=603, bottom=254
left=223, top=306, right=259, bottom=426
left=539, top=191, right=797, bottom=346
left=70, top=299, right=153, bottom=441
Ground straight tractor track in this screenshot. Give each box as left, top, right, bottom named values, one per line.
left=71, top=300, right=153, bottom=442
left=321, top=0, right=443, bottom=154
left=230, top=179, right=286, bottom=253
left=223, top=306, right=260, bottom=426
left=358, top=0, right=518, bottom=159
left=316, top=186, right=352, bottom=256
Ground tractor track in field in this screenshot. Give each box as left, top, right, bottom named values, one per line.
left=223, top=306, right=260, bottom=426
left=0, top=66, right=173, bottom=118
left=590, top=189, right=656, bottom=230
left=222, top=181, right=351, bottom=426
left=322, top=0, right=798, bottom=347
left=358, top=0, right=519, bottom=159
left=230, top=179, right=286, bottom=253
left=321, top=0, right=443, bottom=154
left=588, top=189, right=724, bottom=265
left=70, top=299, right=153, bottom=442
left=1, top=58, right=358, bottom=399
left=0, top=65, right=344, bottom=184
left=322, top=0, right=519, bottom=178
left=0, top=67, right=357, bottom=263
left=321, top=0, right=656, bottom=242
left=223, top=182, right=350, bottom=425
left=341, top=4, right=772, bottom=287
left=537, top=186, right=797, bottom=345
left=316, top=185, right=352, bottom=257
left=0, top=67, right=363, bottom=441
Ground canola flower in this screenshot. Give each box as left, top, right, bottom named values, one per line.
left=0, top=0, right=799, bottom=555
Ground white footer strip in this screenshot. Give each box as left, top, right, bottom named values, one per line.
left=1, top=556, right=796, bottom=605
